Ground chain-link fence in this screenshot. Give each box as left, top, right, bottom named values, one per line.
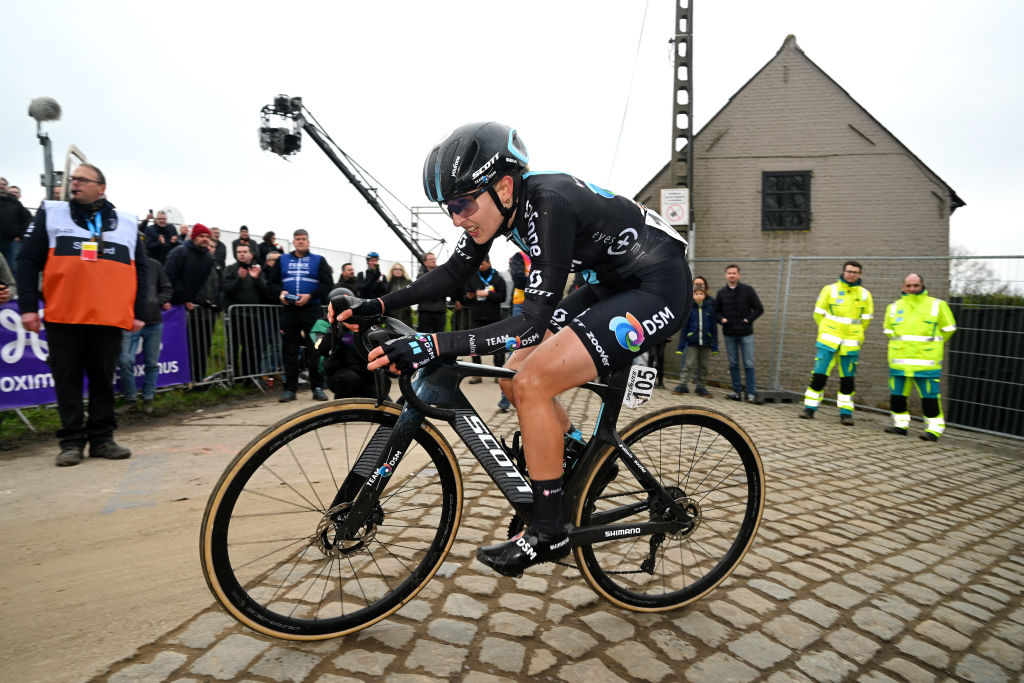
left=668, top=255, right=1024, bottom=440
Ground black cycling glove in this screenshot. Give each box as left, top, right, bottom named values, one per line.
left=382, top=334, right=439, bottom=373
left=331, top=295, right=383, bottom=319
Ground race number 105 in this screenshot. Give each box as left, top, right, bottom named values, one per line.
left=624, top=365, right=657, bottom=409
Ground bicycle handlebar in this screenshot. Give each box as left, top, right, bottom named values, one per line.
left=398, top=372, right=458, bottom=421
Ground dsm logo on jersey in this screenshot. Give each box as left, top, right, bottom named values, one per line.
left=609, top=313, right=645, bottom=352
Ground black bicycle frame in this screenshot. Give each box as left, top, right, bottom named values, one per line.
left=332, top=357, right=692, bottom=545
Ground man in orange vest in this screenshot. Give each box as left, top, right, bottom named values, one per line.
left=16, top=164, right=147, bottom=466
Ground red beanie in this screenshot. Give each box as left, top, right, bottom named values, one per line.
left=191, top=223, right=211, bottom=238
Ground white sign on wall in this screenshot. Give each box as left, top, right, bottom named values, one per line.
left=660, top=188, right=689, bottom=226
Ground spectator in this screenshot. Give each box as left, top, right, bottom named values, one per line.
left=672, top=284, right=718, bottom=396
left=259, top=249, right=282, bottom=375
left=799, top=261, right=873, bottom=425
left=312, top=287, right=386, bottom=400
left=356, top=251, right=388, bottom=299
left=231, top=226, right=259, bottom=264
left=210, top=227, right=227, bottom=270
left=335, top=261, right=358, bottom=291
left=221, top=243, right=268, bottom=380
left=416, top=252, right=448, bottom=334
left=385, top=262, right=413, bottom=326
left=142, top=210, right=180, bottom=264
left=257, top=230, right=283, bottom=265
left=0, top=176, right=32, bottom=267
left=674, top=275, right=708, bottom=378
left=7, top=184, right=23, bottom=199
left=0, top=252, right=15, bottom=302
left=883, top=273, right=957, bottom=442
left=165, top=223, right=217, bottom=383
left=264, top=250, right=280, bottom=272
left=462, top=255, right=507, bottom=406
left=118, top=257, right=173, bottom=415
left=178, top=222, right=190, bottom=243
left=266, top=228, right=334, bottom=402
left=508, top=250, right=531, bottom=317
left=713, top=264, right=763, bottom=403
left=16, top=163, right=147, bottom=466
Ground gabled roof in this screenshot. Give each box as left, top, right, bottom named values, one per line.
left=639, top=35, right=965, bottom=212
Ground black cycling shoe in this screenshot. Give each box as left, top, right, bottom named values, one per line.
left=477, top=526, right=571, bottom=578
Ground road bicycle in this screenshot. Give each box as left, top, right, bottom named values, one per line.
left=200, top=315, right=765, bottom=640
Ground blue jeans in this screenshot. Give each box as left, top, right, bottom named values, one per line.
left=119, top=322, right=163, bottom=400
left=723, top=334, right=756, bottom=395
left=0, top=239, right=20, bottom=269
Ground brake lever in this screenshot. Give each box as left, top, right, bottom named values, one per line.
left=373, top=369, right=388, bottom=408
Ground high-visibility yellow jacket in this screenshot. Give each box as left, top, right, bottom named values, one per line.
left=813, top=279, right=873, bottom=355
left=884, top=290, right=957, bottom=377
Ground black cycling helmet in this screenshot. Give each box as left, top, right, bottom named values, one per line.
left=328, top=287, right=353, bottom=300
left=423, top=122, right=529, bottom=203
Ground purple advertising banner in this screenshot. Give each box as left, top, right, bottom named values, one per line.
left=0, top=303, right=192, bottom=410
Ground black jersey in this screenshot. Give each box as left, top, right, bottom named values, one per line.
left=381, top=172, right=687, bottom=359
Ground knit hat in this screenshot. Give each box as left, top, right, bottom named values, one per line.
left=191, top=223, right=211, bottom=238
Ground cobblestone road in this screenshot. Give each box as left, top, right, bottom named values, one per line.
left=93, top=385, right=1024, bottom=683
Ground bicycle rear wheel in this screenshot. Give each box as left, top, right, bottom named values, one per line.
left=200, top=400, right=462, bottom=640
left=573, top=406, right=764, bottom=611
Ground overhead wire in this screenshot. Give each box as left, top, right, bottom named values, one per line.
left=607, top=0, right=651, bottom=187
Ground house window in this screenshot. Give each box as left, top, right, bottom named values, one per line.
left=762, top=171, right=810, bottom=230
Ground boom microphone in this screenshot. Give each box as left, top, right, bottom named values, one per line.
left=28, top=97, right=62, bottom=123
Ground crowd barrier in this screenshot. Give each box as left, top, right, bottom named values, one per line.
left=3, top=254, right=1022, bottom=441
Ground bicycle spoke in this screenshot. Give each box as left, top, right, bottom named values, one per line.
left=202, top=404, right=461, bottom=639
left=575, top=408, right=763, bottom=610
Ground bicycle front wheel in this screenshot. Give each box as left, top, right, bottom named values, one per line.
left=573, top=406, right=764, bottom=611
left=200, top=400, right=462, bottom=640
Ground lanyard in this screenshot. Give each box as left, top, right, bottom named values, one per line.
left=88, top=212, right=103, bottom=240
left=478, top=270, right=494, bottom=287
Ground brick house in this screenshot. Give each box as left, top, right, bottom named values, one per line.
left=635, top=35, right=964, bottom=405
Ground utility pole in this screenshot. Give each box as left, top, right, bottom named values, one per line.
left=669, top=1, right=694, bottom=257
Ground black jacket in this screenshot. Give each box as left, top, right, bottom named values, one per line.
left=335, top=274, right=359, bottom=292
left=141, top=219, right=181, bottom=263
left=222, top=262, right=269, bottom=307
left=141, top=257, right=174, bottom=323
left=230, top=237, right=259, bottom=263
left=713, top=282, right=764, bottom=337
left=212, top=240, right=227, bottom=269
left=357, top=266, right=388, bottom=299
left=0, top=194, right=32, bottom=242
left=463, top=267, right=507, bottom=323
left=16, top=198, right=148, bottom=321
left=165, top=240, right=215, bottom=306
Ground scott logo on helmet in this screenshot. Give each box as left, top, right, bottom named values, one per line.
left=472, top=152, right=500, bottom=180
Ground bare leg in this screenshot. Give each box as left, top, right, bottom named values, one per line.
left=511, top=328, right=598, bottom=481
left=500, top=331, right=573, bottom=435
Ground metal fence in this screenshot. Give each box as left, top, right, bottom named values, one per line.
left=11, top=256, right=1022, bottom=441
left=669, top=255, right=1024, bottom=440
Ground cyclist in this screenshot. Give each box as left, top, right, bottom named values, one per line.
left=332, top=122, right=691, bottom=576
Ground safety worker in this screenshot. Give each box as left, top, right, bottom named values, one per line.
left=799, top=261, right=873, bottom=425
left=883, top=273, right=957, bottom=441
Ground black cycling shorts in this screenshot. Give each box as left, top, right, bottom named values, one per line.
left=548, top=257, right=692, bottom=373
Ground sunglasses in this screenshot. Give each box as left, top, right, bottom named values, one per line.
left=441, top=186, right=489, bottom=218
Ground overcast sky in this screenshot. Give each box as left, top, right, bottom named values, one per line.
left=3, top=0, right=1022, bottom=267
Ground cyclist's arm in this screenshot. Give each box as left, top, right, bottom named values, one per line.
left=436, top=189, right=575, bottom=358
left=380, top=233, right=490, bottom=312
